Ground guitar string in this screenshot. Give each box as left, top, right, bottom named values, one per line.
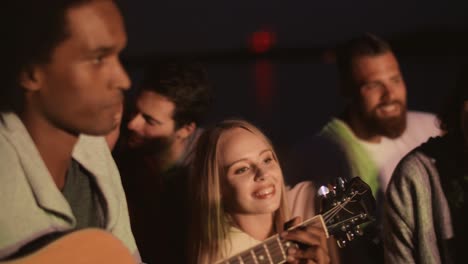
left=324, top=188, right=369, bottom=222
left=220, top=188, right=369, bottom=264
left=322, top=192, right=358, bottom=222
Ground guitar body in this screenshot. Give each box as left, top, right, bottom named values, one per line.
left=2, top=229, right=136, bottom=264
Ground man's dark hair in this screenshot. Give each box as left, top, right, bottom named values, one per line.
left=438, top=62, right=468, bottom=138
left=1, top=0, right=92, bottom=113
left=138, top=61, right=213, bottom=129
left=336, top=33, right=392, bottom=97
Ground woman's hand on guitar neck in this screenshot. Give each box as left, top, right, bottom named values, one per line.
left=281, top=216, right=330, bottom=264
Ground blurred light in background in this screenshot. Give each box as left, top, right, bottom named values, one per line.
left=249, top=28, right=276, bottom=54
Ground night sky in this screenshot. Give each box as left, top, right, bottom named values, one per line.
left=119, top=1, right=467, bottom=55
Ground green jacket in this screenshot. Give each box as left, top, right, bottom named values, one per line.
left=320, top=118, right=379, bottom=196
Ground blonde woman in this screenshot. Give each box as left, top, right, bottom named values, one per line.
left=188, top=119, right=334, bottom=264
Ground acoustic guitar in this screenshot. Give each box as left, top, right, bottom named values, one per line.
left=2, top=177, right=374, bottom=264
left=1, top=229, right=137, bottom=264
left=217, top=177, right=376, bottom=264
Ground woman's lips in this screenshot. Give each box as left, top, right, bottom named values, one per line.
left=253, top=184, right=275, bottom=199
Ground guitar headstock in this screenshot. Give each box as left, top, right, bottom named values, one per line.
left=318, top=176, right=376, bottom=248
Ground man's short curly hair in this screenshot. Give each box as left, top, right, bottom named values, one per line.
left=335, top=33, right=392, bottom=97
left=2, top=0, right=94, bottom=113
left=138, top=61, right=213, bottom=129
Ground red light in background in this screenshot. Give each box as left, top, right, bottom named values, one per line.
left=321, top=49, right=336, bottom=64
left=254, top=59, right=275, bottom=114
left=249, top=29, right=276, bottom=54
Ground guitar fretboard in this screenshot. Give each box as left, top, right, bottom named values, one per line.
left=219, top=234, right=293, bottom=264
left=218, top=215, right=325, bottom=264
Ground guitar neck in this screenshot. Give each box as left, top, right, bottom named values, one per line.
left=217, top=177, right=376, bottom=263
left=218, top=233, right=289, bottom=264
left=218, top=215, right=326, bottom=264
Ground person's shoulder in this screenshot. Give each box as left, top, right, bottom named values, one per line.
left=398, top=149, right=432, bottom=169
left=286, top=181, right=318, bottom=203
left=0, top=112, right=22, bottom=133
left=0, top=129, right=19, bottom=173
left=390, top=149, right=434, bottom=186
left=407, top=110, right=438, bottom=123
left=386, top=149, right=438, bottom=213
left=318, top=117, right=359, bottom=145
left=0, top=113, right=24, bottom=168
left=287, top=181, right=317, bottom=194
left=0, top=116, right=26, bottom=197
left=405, top=110, right=441, bottom=136
left=319, top=117, right=350, bottom=134
left=0, top=129, right=16, bottom=153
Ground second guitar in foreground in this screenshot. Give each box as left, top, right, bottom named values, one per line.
left=2, top=229, right=137, bottom=264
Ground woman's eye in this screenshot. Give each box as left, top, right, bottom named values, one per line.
left=264, top=157, right=273, bottom=164
left=234, top=167, right=249, bottom=175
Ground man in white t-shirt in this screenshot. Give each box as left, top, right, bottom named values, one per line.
left=356, top=111, right=440, bottom=193
left=284, top=33, right=440, bottom=264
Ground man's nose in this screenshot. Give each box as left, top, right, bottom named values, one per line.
left=127, top=114, right=143, bottom=131
left=381, top=83, right=396, bottom=101
left=113, top=59, right=132, bottom=92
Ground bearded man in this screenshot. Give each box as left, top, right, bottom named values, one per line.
left=114, top=61, right=212, bottom=264
left=284, top=33, right=441, bottom=264
left=326, top=33, right=441, bottom=197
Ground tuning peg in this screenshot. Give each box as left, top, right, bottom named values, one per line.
left=317, top=185, right=330, bottom=198
left=337, top=239, right=347, bottom=248
left=346, top=231, right=355, bottom=241
left=335, top=177, right=346, bottom=191
left=353, top=225, right=364, bottom=236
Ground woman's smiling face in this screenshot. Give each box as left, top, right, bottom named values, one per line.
left=218, top=127, right=283, bottom=217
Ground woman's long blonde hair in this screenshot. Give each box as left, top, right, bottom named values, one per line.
left=188, top=119, right=290, bottom=264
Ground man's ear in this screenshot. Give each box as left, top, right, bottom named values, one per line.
left=19, top=65, right=44, bottom=92
left=176, top=122, right=196, bottom=140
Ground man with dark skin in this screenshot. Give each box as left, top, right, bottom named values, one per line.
left=0, top=1, right=140, bottom=262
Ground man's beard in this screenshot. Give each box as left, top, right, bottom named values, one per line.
left=127, top=133, right=174, bottom=156
left=359, top=100, right=407, bottom=139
